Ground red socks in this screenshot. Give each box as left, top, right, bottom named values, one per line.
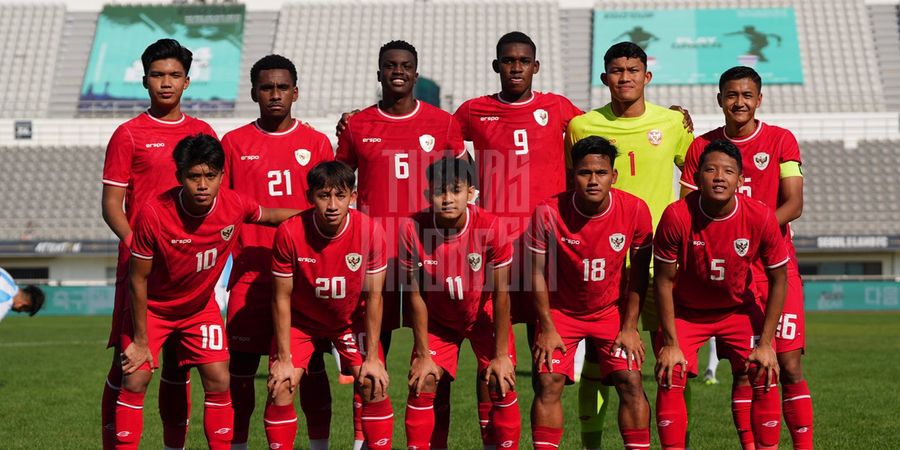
left=490, top=391, right=521, bottom=449
left=264, top=403, right=298, bottom=449
left=300, top=368, right=333, bottom=441
left=102, top=364, right=121, bottom=450
left=532, top=425, right=563, bottom=449
left=361, top=397, right=394, bottom=449
left=159, top=375, right=191, bottom=449
left=229, top=372, right=255, bottom=446
left=405, top=392, right=436, bottom=449
left=114, top=388, right=145, bottom=450
left=478, top=402, right=494, bottom=446
left=621, top=428, right=651, bottom=449
left=203, top=390, right=233, bottom=450
left=751, top=378, right=782, bottom=450
left=732, top=384, right=755, bottom=450
left=783, top=380, right=813, bottom=449
left=655, top=365, right=688, bottom=449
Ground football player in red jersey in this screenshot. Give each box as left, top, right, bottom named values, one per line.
left=100, top=39, right=218, bottom=450
left=221, top=54, right=334, bottom=450
left=401, top=157, right=519, bottom=449
left=266, top=161, right=393, bottom=450
left=679, top=66, right=811, bottom=450
left=528, top=136, right=653, bottom=450
left=115, top=134, right=300, bottom=450
left=654, top=140, right=787, bottom=450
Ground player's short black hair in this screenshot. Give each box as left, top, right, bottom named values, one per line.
left=496, top=31, right=536, bottom=58
left=698, top=139, right=743, bottom=173
left=379, top=40, right=418, bottom=67
left=21, top=285, right=44, bottom=317
left=426, top=157, right=477, bottom=190
left=250, top=54, right=298, bottom=87
left=571, top=136, right=619, bottom=167
left=172, top=134, right=225, bottom=174
left=141, top=38, right=193, bottom=76
left=604, top=41, right=647, bottom=70
left=307, top=161, right=356, bottom=193
left=719, top=66, right=762, bottom=93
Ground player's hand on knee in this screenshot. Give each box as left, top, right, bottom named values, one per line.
left=121, top=341, right=153, bottom=375
left=532, top=329, right=564, bottom=373
left=359, top=358, right=390, bottom=400
left=654, top=345, right=687, bottom=389
left=614, top=328, right=646, bottom=371
left=267, top=359, right=298, bottom=398
left=408, top=356, right=441, bottom=396
left=484, top=355, right=516, bottom=397
left=747, top=343, right=779, bottom=392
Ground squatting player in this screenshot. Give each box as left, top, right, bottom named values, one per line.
left=0, top=267, right=45, bottom=322
left=221, top=54, right=334, bottom=450
left=565, top=41, right=694, bottom=449
left=680, top=66, right=811, bottom=449
left=115, top=134, right=299, bottom=449
left=529, top=136, right=652, bottom=450
left=266, top=161, right=393, bottom=450
left=100, top=39, right=217, bottom=450
left=451, top=30, right=582, bottom=448
left=654, top=140, right=787, bottom=450
left=401, top=157, right=519, bottom=449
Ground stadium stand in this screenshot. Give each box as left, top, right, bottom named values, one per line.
left=49, top=11, right=99, bottom=119
left=273, top=0, right=565, bottom=117
left=868, top=2, right=900, bottom=111
left=0, top=4, right=66, bottom=119
left=559, top=7, right=593, bottom=110
left=233, top=10, right=280, bottom=118
left=591, top=0, right=887, bottom=114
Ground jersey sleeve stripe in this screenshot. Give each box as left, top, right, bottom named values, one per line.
left=489, top=257, right=514, bottom=269
left=456, top=147, right=469, bottom=159
left=255, top=205, right=263, bottom=222
left=679, top=179, right=698, bottom=190
left=526, top=245, right=546, bottom=254
left=102, top=179, right=129, bottom=187
left=654, top=254, right=677, bottom=263
left=130, top=251, right=153, bottom=260
left=366, top=264, right=388, bottom=274
left=765, top=257, right=790, bottom=269
left=271, top=270, right=293, bottom=278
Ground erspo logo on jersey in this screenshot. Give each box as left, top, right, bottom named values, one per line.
left=240, top=155, right=260, bottom=161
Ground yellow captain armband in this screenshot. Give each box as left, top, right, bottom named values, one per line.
left=779, top=161, right=803, bottom=179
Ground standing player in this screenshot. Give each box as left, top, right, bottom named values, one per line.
left=529, top=136, right=653, bottom=450
left=654, top=140, right=786, bottom=450
left=115, top=134, right=299, bottom=450
left=0, top=267, right=45, bottom=322
left=335, top=39, right=464, bottom=449
left=565, top=41, right=694, bottom=449
left=100, top=39, right=217, bottom=450
left=680, top=66, right=810, bottom=449
left=401, top=157, right=519, bottom=449
left=451, top=30, right=583, bottom=448
left=266, top=161, right=393, bottom=450
left=221, top=54, right=334, bottom=450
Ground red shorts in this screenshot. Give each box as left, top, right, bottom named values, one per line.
left=755, top=269, right=805, bottom=353
left=659, top=303, right=769, bottom=377
left=120, top=299, right=229, bottom=372
left=410, top=316, right=516, bottom=380
left=270, top=325, right=384, bottom=374
left=226, top=280, right=274, bottom=354
left=107, top=243, right=131, bottom=347
left=537, top=307, right=633, bottom=384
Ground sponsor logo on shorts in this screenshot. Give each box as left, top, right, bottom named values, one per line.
left=221, top=225, right=235, bottom=241
left=754, top=152, right=770, bottom=170
left=647, top=129, right=662, bottom=145
left=468, top=253, right=483, bottom=271
left=346, top=253, right=362, bottom=271
left=692, top=240, right=705, bottom=246
left=480, top=116, right=500, bottom=121
left=171, top=238, right=192, bottom=244
left=362, top=137, right=381, bottom=143
left=734, top=238, right=750, bottom=257
left=294, top=149, right=311, bottom=166
left=297, top=256, right=317, bottom=263
left=423, top=259, right=438, bottom=265
left=534, top=109, right=549, bottom=126
left=240, top=155, right=260, bottom=160
left=562, top=237, right=580, bottom=245
left=145, top=142, right=165, bottom=148
left=419, top=134, right=435, bottom=152
left=609, top=233, right=626, bottom=252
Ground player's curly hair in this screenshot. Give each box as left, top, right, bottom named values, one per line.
left=251, top=54, right=298, bottom=87
left=496, top=31, right=536, bottom=58
left=719, top=66, right=762, bottom=93
left=379, top=40, right=418, bottom=67
left=307, top=161, right=356, bottom=193
left=604, top=41, right=647, bottom=70
left=141, top=38, right=193, bottom=76
left=172, top=134, right=225, bottom=174
left=571, top=135, right=619, bottom=167
left=699, top=140, right=743, bottom=173
left=426, top=156, right=478, bottom=191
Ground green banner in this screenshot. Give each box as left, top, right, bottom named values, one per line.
left=804, top=281, right=900, bottom=312
left=80, top=4, right=245, bottom=111
left=38, top=286, right=115, bottom=316
left=593, top=8, right=804, bottom=85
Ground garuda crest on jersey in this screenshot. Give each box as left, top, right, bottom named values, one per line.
left=753, top=152, right=770, bottom=170
left=419, top=134, right=435, bottom=152
left=346, top=253, right=362, bottom=272
left=533, top=109, right=549, bottom=126
left=609, top=233, right=626, bottom=252
left=221, top=225, right=235, bottom=241
left=467, top=252, right=483, bottom=271
left=647, top=129, right=662, bottom=145
left=294, top=149, right=311, bottom=166
left=734, top=238, right=750, bottom=257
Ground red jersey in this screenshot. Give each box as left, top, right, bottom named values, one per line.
left=653, top=191, right=790, bottom=311
left=222, top=119, right=334, bottom=285
left=454, top=92, right=582, bottom=237
left=102, top=112, right=218, bottom=222
left=527, top=189, right=653, bottom=319
left=271, top=209, right=387, bottom=335
left=399, top=205, right=513, bottom=333
left=130, top=187, right=262, bottom=317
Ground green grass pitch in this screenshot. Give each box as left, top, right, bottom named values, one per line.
left=1, top=312, right=898, bottom=449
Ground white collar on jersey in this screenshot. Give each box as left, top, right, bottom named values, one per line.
left=144, top=110, right=186, bottom=125
left=698, top=194, right=740, bottom=222
left=313, top=210, right=352, bottom=240
left=177, top=188, right=218, bottom=218
left=375, top=100, right=421, bottom=120
left=432, top=207, right=470, bottom=240
left=724, top=120, right=764, bottom=144
left=497, top=91, right=536, bottom=106
left=254, top=118, right=299, bottom=136
left=571, top=190, right=614, bottom=219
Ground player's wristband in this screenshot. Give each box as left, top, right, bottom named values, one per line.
left=779, top=161, right=803, bottom=179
